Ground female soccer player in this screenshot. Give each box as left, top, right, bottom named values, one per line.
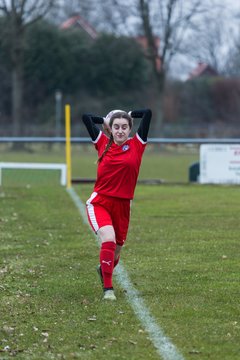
left=82, top=108, right=152, bottom=300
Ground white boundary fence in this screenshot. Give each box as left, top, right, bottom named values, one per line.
left=0, top=162, right=67, bottom=186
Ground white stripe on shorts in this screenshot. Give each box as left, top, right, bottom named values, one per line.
left=86, top=192, right=99, bottom=232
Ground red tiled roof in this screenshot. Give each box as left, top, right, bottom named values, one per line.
left=60, top=15, right=98, bottom=40
left=188, top=62, right=218, bottom=80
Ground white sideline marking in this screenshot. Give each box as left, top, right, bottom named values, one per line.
left=67, top=187, right=185, bottom=360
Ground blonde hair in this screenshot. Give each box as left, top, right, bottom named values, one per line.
left=97, top=111, right=133, bottom=163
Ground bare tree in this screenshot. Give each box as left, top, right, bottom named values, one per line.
left=0, top=0, right=58, bottom=137
left=60, top=0, right=231, bottom=134
left=225, top=31, right=240, bottom=76
left=138, top=0, right=208, bottom=133
left=85, top=0, right=208, bottom=133
left=185, top=2, right=240, bottom=75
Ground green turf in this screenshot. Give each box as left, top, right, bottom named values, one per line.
left=1, top=169, right=61, bottom=187
left=1, top=184, right=240, bottom=359
left=127, top=185, right=240, bottom=360
left=0, top=185, right=158, bottom=359
left=0, top=143, right=198, bottom=183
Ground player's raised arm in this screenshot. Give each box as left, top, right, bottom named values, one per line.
left=130, top=108, right=152, bottom=142
left=82, top=113, right=104, bottom=141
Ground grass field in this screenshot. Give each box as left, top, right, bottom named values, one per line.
left=0, top=145, right=239, bottom=359
left=0, top=143, right=198, bottom=183
left=0, top=182, right=240, bottom=360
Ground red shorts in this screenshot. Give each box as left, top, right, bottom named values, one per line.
left=86, top=192, right=131, bottom=246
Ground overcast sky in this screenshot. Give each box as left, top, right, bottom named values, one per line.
left=95, top=0, right=240, bottom=80
left=168, top=0, right=240, bottom=80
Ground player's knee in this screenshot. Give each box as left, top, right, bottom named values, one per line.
left=98, top=225, right=115, bottom=243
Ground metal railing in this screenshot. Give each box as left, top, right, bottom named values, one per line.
left=0, top=137, right=240, bottom=144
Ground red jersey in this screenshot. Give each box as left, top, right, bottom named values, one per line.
left=93, top=131, right=147, bottom=199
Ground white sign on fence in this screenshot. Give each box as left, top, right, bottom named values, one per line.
left=200, top=144, right=240, bottom=184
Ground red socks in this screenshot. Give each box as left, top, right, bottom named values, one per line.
left=100, top=241, right=116, bottom=289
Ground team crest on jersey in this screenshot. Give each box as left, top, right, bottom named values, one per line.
left=122, top=144, right=129, bottom=151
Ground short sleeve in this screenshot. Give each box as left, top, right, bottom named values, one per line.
left=94, top=131, right=109, bottom=156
